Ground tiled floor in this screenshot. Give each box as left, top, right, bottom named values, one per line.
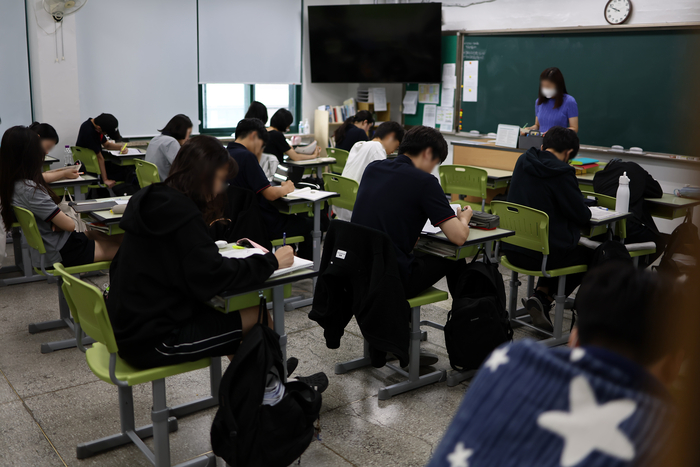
left=0, top=242, right=566, bottom=466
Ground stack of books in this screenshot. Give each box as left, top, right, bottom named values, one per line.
left=320, top=98, right=356, bottom=123
left=570, top=157, right=600, bottom=174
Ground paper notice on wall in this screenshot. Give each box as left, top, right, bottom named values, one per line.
left=418, top=84, right=440, bottom=104
left=463, top=60, right=479, bottom=88
left=463, top=86, right=478, bottom=102
left=442, top=63, right=457, bottom=89
left=442, top=63, right=456, bottom=78
left=402, top=91, right=418, bottom=115
left=440, top=87, right=455, bottom=106
left=369, top=87, right=387, bottom=112
left=422, top=104, right=437, bottom=128
left=439, top=107, right=454, bottom=130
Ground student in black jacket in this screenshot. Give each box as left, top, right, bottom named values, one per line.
left=504, top=127, right=592, bottom=332
left=593, top=159, right=665, bottom=267
left=106, top=135, right=295, bottom=369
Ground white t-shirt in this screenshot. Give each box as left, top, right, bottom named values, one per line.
left=145, top=133, right=181, bottom=182
left=342, top=141, right=387, bottom=184
left=336, top=141, right=387, bottom=221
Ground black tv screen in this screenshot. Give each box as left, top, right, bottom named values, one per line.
left=308, top=4, right=442, bottom=83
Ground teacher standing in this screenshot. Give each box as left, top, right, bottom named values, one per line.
left=522, top=67, right=579, bottom=135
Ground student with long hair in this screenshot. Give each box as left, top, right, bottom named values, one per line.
left=145, top=114, right=193, bottom=181
left=0, top=126, right=121, bottom=268
left=266, top=108, right=321, bottom=163
left=333, top=110, right=374, bottom=151
left=106, top=135, right=295, bottom=369
left=28, top=121, right=80, bottom=183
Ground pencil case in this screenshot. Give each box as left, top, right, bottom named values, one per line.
left=469, top=211, right=500, bottom=230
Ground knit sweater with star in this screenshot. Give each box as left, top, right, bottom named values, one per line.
left=427, top=339, right=675, bottom=467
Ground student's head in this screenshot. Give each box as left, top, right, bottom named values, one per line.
left=0, top=126, right=56, bottom=228
left=28, top=122, right=59, bottom=155
left=159, top=114, right=193, bottom=145
left=93, top=113, right=122, bottom=141
left=373, top=121, right=405, bottom=155
left=270, top=109, right=294, bottom=133
left=165, top=135, right=237, bottom=218
left=571, top=262, right=684, bottom=387
left=398, top=126, right=448, bottom=174
left=245, top=101, right=268, bottom=126
left=538, top=67, right=568, bottom=109
left=541, top=126, right=579, bottom=162
left=333, top=111, right=375, bottom=145
left=234, top=118, right=269, bottom=155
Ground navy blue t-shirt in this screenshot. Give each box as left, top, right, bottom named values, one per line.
left=351, top=155, right=456, bottom=279
left=336, top=125, right=368, bottom=152
left=226, top=142, right=282, bottom=234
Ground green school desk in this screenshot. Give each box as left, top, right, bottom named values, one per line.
left=284, top=157, right=336, bottom=179
left=49, top=174, right=98, bottom=202
left=102, top=149, right=145, bottom=166
left=417, top=227, right=515, bottom=260
left=43, top=155, right=60, bottom=172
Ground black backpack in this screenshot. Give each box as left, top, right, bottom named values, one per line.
left=590, top=240, right=632, bottom=270
left=655, top=217, right=700, bottom=278
left=443, top=252, right=513, bottom=371
left=210, top=297, right=322, bottom=467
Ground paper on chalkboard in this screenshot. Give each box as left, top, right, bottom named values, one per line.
left=422, top=105, right=437, bottom=128
left=403, top=91, right=418, bottom=115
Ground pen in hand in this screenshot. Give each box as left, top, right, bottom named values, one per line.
left=283, top=232, right=287, bottom=246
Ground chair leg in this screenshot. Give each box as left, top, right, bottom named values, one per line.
left=539, top=276, right=570, bottom=347
left=152, top=379, right=172, bottom=467
left=526, top=276, right=535, bottom=297
left=335, top=339, right=372, bottom=374
left=377, top=306, right=446, bottom=400
left=508, top=270, right=521, bottom=321
left=76, top=385, right=178, bottom=459
left=169, top=357, right=221, bottom=418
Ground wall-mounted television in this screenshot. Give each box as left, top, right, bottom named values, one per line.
left=308, top=4, right=442, bottom=83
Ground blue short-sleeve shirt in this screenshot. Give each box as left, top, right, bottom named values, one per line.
left=535, top=94, right=578, bottom=133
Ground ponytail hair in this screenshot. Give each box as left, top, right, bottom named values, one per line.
left=333, top=110, right=374, bottom=146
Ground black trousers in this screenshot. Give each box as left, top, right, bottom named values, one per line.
left=268, top=215, right=314, bottom=260
left=404, top=252, right=467, bottom=299
left=504, top=245, right=594, bottom=298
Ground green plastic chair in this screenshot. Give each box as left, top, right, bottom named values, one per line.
left=491, top=201, right=588, bottom=346
left=53, top=264, right=218, bottom=466
left=322, top=173, right=359, bottom=212
left=13, top=206, right=111, bottom=353
left=439, top=165, right=490, bottom=213
left=135, top=160, right=161, bottom=188
left=581, top=191, right=656, bottom=265
left=70, top=146, right=105, bottom=190
left=335, top=286, right=450, bottom=399
left=327, top=147, right=349, bottom=174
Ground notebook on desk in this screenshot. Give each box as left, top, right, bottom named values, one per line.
left=108, top=148, right=142, bottom=156
left=285, top=187, right=335, bottom=202
left=219, top=247, right=313, bottom=278
left=589, top=206, right=623, bottom=220
left=288, top=157, right=336, bottom=165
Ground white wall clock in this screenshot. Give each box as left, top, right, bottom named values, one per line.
left=605, top=0, right=632, bottom=25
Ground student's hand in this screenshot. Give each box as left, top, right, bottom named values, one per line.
left=274, top=246, right=295, bottom=269
left=281, top=180, right=295, bottom=194
left=520, top=128, right=528, bottom=136
left=314, top=147, right=321, bottom=157
left=63, top=167, right=80, bottom=180
left=104, top=179, right=117, bottom=189
left=120, top=146, right=128, bottom=154
left=458, top=205, right=473, bottom=223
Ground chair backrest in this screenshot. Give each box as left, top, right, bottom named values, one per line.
left=135, top=160, right=161, bottom=188
left=491, top=201, right=550, bottom=255
left=12, top=206, right=46, bottom=254
left=327, top=148, right=349, bottom=173
left=581, top=190, right=626, bottom=239
left=53, top=263, right=119, bottom=353
left=322, top=173, right=359, bottom=211
left=439, top=165, right=488, bottom=203
left=71, top=146, right=101, bottom=175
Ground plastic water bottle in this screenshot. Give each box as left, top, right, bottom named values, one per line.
left=615, top=171, right=630, bottom=213
left=303, top=118, right=310, bottom=135
left=64, top=145, right=72, bottom=166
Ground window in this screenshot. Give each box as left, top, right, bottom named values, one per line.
left=199, top=84, right=301, bottom=135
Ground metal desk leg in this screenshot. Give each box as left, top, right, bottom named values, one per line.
left=0, top=228, right=46, bottom=286
left=272, top=285, right=288, bottom=381
left=283, top=199, right=321, bottom=311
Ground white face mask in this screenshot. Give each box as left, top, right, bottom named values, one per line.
left=542, top=87, right=557, bottom=99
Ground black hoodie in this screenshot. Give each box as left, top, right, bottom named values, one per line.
left=106, top=184, right=278, bottom=350
left=505, top=148, right=591, bottom=258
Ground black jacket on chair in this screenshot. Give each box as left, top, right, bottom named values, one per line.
left=309, top=221, right=410, bottom=368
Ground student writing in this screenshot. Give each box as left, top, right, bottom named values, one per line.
left=145, top=114, right=193, bottom=181
left=0, top=126, right=122, bottom=269
left=333, top=110, right=374, bottom=152
left=28, top=122, right=80, bottom=183
left=75, top=113, right=129, bottom=189
left=105, top=135, right=295, bottom=369
left=265, top=109, right=320, bottom=163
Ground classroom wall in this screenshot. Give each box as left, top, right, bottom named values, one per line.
left=0, top=1, right=32, bottom=136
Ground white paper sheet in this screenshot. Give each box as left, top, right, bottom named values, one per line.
left=463, top=60, right=479, bottom=87
left=495, top=124, right=521, bottom=149
left=270, top=256, right=314, bottom=278
left=422, top=104, right=437, bottom=128
left=402, top=91, right=418, bottom=115
left=422, top=204, right=461, bottom=233
left=108, top=148, right=142, bottom=156
left=286, top=187, right=335, bottom=202
left=440, top=107, right=454, bottom=129
left=418, top=84, right=440, bottom=104
left=436, top=107, right=446, bottom=125
left=220, top=248, right=265, bottom=259
left=369, top=87, right=387, bottom=112
left=442, top=63, right=456, bottom=78
left=442, top=75, right=457, bottom=89
left=463, top=86, right=478, bottom=102
left=440, top=87, right=455, bottom=106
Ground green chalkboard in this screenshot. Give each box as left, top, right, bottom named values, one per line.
left=459, top=29, right=700, bottom=155
left=404, top=34, right=458, bottom=129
